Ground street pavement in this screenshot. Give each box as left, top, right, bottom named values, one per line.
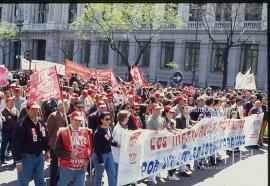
left=0, top=144, right=268, bottom=186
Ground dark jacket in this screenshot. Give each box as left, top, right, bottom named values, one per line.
left=127, top=115, right=143, bottom=130
left=1, top=108, right=19, bottom=133
left=11, top=116, right=50, bottom=163
left=47, top=111, right=67, bottom=150
left=176, top=115, right=192, bottom=130
left=88, top=111, right=101, bottom=135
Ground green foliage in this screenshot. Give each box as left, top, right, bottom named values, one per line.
left=0, top=21, right=17, bottom=40
left=166, top=61, right=179, bottom=69
left=70, top=3, right=181, bottom=40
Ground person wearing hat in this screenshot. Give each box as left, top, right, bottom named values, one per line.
left=1, top=96, right=19, bottom=165
left=11, top=102, right=50, bottom=186
left=88, top=101, right=107, bottom=135
left=146, top=103, right=164, bottom=185
left=13, top=86, right=26, bottom=112
left=55, top=111, right=92, bottom=186
left=47, top=99, right=69, bottom=186
left=162, top=105, right=180, bottom=181
left=173, top=95, right=188, bottom=117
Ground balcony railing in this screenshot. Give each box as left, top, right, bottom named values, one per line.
left=187, top=21, right=203, bottom=29
left=214, top=21, right=231, bottom=30
left=244, top=21, right=261, bottom=30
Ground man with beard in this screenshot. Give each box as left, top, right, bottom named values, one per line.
left=127, top=102, right=143, bottom=130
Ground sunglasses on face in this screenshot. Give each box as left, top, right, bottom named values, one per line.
left=134, top=108, right=140, bottom=111
left=104, top=118, right=111, bottom=121
left=76, top=106, right=84, bottom=109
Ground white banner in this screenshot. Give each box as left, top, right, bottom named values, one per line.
left=117, top=114, right=263, bottom=185
left=235, top=68, right=256, bottom=90
left=244, top=113, right=264, bottom=146
left=21, top=59, right=65, bottom=75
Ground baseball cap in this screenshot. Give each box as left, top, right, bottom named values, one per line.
left=164, top=105, right=175, bottom=112
left=69, top=111, right=83, bottom=121
left=26, top=101, right=40, bottom=109
left=152, top=103, right=162, bottom=110
left=97, top=101, right=107, bottom=108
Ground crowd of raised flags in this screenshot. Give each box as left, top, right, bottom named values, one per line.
left=0, top=61, right=268, bottom=186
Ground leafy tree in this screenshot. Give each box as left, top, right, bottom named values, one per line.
left=71, top=3, right=181, bottom=79
left=199, top=3, right=261, bottom=88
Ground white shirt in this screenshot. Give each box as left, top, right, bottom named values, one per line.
left=111, top=122, right=127, bottom=163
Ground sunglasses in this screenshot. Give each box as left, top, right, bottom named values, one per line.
left=134, top=108, right=140, bottom=111
left=76, top=106, right=84, bottom=109
left=104, top=118, right=111, bottom=121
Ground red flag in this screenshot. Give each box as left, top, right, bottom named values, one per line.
left=0, top=66, right=8, bottom=86
left=96, top=69, right=111, bottom=83
left=182, top=86, right=196, bottom=96
left=64, top=59, right=96, bottom=80
left=130, top=65, right=144, bottom=87
left=110, top=68, right=120, bottom=92
left=29, top=66, right=62, bottom=103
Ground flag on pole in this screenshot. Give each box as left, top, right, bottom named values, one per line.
left=29, top=66, right=62, bottom=103
left=0, top=66, right=8, bottom=86
left=110, top=68, right=120, bottom=92
left=235, top=68, right=256, bottom=90
left=130, top=64, right=144, bottom=87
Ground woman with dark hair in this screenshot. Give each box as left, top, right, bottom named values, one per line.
left=187, top=96, right=195, bottom=107
left=92, top=112, right=117, bottom=186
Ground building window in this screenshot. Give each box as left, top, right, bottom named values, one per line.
left=65, top=40, right=74, bottom=60
left=160, top=42, right=174, bottom=69
left=38, top=3, right=49, bottom=23
left=211, top=43, right=226, bottom=72
left=189, top=3, right=206, bottom=21
left=184, top=42, right=200, bottom=70
left=37, top=40, right=46, bottom=60
left=240, top=44, right=259, bottom=75
left=82, top=40, right=91, bottom=67
left=116, top=41, right=129, bottom=66
left=245, top=3, right=262, bottom=21
left=98, top=40, right=109, bottom=65
left=215, top=3, right=232, bottom=21
left=0, top=7, right=2, bottom=22
left=68, top=3, right=77, bottom=23
left=137, top=41, right=151, bottom=67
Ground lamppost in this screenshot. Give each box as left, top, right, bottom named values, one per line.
left=15, top=6, right=24, bottom=70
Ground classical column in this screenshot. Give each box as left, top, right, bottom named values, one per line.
left=227, top=47, right=238, bottom=88
left=148, top=40, right=158, bottom=82
left=256, top=41, right=267, bottom=90
left=198, top=42, right=209, bottom=88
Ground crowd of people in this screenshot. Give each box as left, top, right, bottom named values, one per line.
left=0, top=71, right=268, bottom=186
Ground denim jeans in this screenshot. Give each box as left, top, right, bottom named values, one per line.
left=92, top=152, right=116, bottom=186
left=17, top=153, right=46, bottom=186
left=58, top=166, right=86, bottom=186
left=0, top=131, right=12, bottom=162
left=114, top=162, right=118, bottom=185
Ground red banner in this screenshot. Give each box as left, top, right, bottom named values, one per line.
left=0, top=66, right=8, bottom=86
left=96, top=69, right=111, bottom=83
left=64, top=59, right=96, bottom=80
left=182, top=86, right=196, bottom=96
left=130, top=65, right=144, bottom=87
left=29, top=66, right=62, bottom=103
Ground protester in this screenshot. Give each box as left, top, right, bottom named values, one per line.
left=55, top=111, right=92, bottom=186
left=1, top=96, right=19, bottom=165
left=11, top=102, right=50, bottom=186
left=127, top=102, right=143, bottom=130
left=92, top=112, right=117, bottom=186
left=47, top=99, right=69, bottom=186
left=111, top=110, right=129, bottom=185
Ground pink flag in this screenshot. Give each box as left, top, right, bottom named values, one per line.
left=130, top=65, right=144, bottom=87
left=96, top=69, right=111, bottom=83
left=29, top=66, right=62, bottom=103
left=110, top=68, right=120, bottom=92
left=0, top=66, right=8, bottom=86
